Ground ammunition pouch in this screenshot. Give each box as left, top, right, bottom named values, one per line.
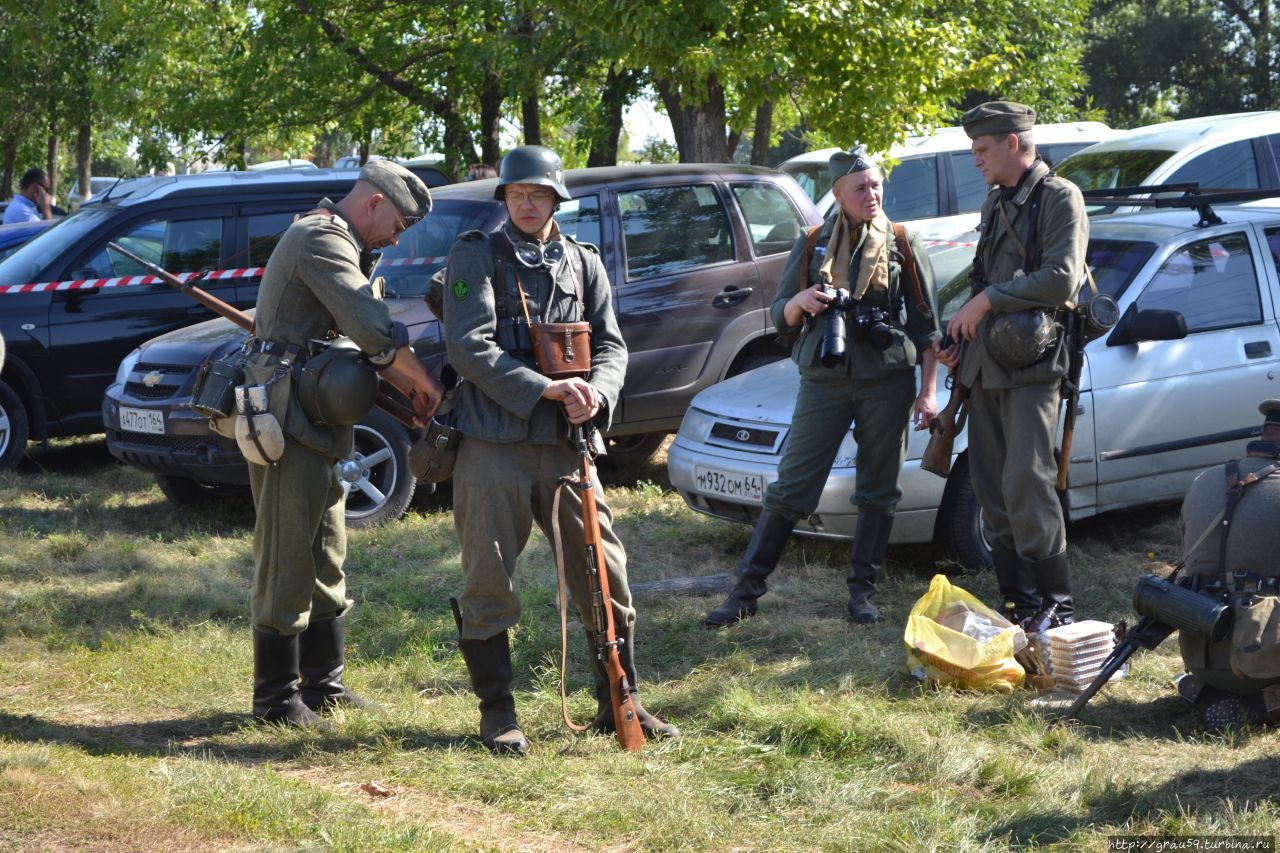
left=532, top=321, right=591, bottom=379
left=409, top=413, right=461, bottom=483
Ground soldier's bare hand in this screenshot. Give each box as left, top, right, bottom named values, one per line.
left=410, top=374, right=445, bottom=425
left=791, top=284, right=833, bottom=316
left=912, top=388, right=938, bottom=431
left=933, top=338, right=961, bottom=368
left=946, top=291, right=992, bottom=342
left=543, top=377, right=600, bottom=424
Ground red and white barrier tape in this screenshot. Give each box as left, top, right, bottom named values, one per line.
left=924, top=239, right=978, bottom=248
left=0, top=256, right=446, bottom=294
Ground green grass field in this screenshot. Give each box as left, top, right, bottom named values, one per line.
left=1, top=437, right=1276, bottom=851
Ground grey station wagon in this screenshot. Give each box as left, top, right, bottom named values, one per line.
left=103, top=164, right=821, bottom=525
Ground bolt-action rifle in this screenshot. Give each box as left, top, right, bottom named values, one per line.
left=1056, top=311, right=1086, bottom=491
left=563, top=422, right=645, bottom=751
left=922, top=335, right=968, bottom=478
left=106, top=241, right=419, bottom=429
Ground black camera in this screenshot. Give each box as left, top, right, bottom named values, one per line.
left=818, top=287, right=894, bottom=366
left=851, top=305, right=893, bottom=351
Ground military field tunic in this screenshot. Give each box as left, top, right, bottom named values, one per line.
left=443, top=223, right=631, bottom=641
left=960, top=160, right=1088, bottom=561
left=245, top=201, right=407, bottom=634
left=766, top=210, right=941, bottom=520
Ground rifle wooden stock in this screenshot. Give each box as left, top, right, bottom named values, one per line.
left=107, top=241, right=420, bottom=430
left=1057, top=313, right=1087, bottom=492
left=921, top=380, right=969, bottom=478
left=573, top=423, right=645, bottom=752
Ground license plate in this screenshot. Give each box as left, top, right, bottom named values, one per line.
left=119, top=406, right=165, bottom=435
left=694, top=465, right=764, bottom=503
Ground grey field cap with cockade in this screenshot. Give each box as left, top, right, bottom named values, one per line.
left=827, top=147, right=877, bottom=183
left=962, top=101, right=1037, bottom=139
left=358, top=160, right=432, bottom=219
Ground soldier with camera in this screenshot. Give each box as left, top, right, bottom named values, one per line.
left=442, top=145, right=678, bottom=755
left=705, top=148, right=942, bottom=627
left=934, top=102, right=1089, bottom=625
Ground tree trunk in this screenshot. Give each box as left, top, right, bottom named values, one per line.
left=77, top=122, right=92, bottom=204
left=440, top=80, right=479, bottom=181
left=358, top=136, right=370, bottom=166
left=1, top=136, right=15, bottom=200
left=656, top=76, right=729, bottom=163
left=751, top=100, right=774, bottom=166
left=46, top=124, right=59, bottom=199
left=587, top=66, right=635, bottom=167
left=478, top=73, right=503, bottom=167
left=522, top=93, right=542, bottom=148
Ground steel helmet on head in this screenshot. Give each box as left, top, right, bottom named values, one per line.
left=496, top=145, right=571, bottom=202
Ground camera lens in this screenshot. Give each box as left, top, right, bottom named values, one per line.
left=820, top=309, right=846, bottom=367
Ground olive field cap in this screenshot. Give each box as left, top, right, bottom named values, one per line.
left=358, top=160, right=432, bottom=222
left=1260, top=399, right=1280, bottom=422
left=496, top=145, right=571, bottom=202
left=828, top=147, right=877, bottom=184
left=962, top=101, right=1037, bottom=139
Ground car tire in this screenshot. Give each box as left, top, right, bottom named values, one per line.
left=155, top=474, right=249, bottom=507
left=0, top=379, right=30, bottom=471
left=338, top=409, right=415, bottom=528
left=602, top=431, right=668, bottom=467
left=936, top=454, right=993, bottom=572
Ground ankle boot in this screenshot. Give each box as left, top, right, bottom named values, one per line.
left=846, top=509, right=894, bottom=624
left=298, top=615, right=376, bottom=712
left=991, top=547, right=1041, bottom=624
left=705, top=510, right=796, bottom=627
left=1031, top=550, right=1075, bottom=624
left=586, top=627, right=680, bottom=739
left=252, top=629, right=321, bottom=726
left=458, top=631, right=528, bottom=755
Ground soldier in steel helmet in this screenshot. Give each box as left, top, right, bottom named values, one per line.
left=934, top=101, right=1089, bottom=625
left=442, top=145, right=678, bottom=755
left=705, top=147, right=942, bottom=628
left=243, top=160, right=444, bottom=725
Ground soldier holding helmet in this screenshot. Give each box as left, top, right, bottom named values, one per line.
left=244, top=160, right=443, bottom=725
left=934, top=101, right=1089, bottom=625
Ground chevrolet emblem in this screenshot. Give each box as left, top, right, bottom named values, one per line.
left=142, top=370, right=163, bottom=388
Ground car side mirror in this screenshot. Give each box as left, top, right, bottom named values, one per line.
left=1106, top=305, right=1188, bottom=346
left=69, top=268, right=99, bottom=280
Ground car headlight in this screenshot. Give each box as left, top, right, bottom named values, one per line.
left=677, top=407, right=717, bottom=441
left=831, top=430, right=857, bottom=468
left=114, top=348, right=142, bottom=385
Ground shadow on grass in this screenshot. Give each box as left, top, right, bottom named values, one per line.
left=0, top=709, right=473, bottom=763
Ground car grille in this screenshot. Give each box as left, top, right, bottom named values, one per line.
left=125, top=362, right=195, bottom=400
left=706, top=421, right=784, bottom=454
left=115, top=430, right=204, bottom=454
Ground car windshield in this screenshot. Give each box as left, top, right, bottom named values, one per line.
left=781, top=162, right=833, bottom=205
left=0, top=207, right=116, bottom=284
left=1056, top=149, right=1175, bottom=192
left=376, top=198, right=498, bottom=297
left=934, top=237, right=1157, bottom=320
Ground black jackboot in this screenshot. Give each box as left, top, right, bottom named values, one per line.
left=991, top=547, right=1041, bottom=624
left=298, top=615, right=376, bottom=713
left=1031, top=550, right=1075, bottom=624
left=586, top=626, right=680, bottom=739
left=458, top=631, right=529, bottom=755
left=846, top=509, right=895, bottom=624
left=704, top=510, right=797, bottom=627
left=252, top=629, right=321, bottom=726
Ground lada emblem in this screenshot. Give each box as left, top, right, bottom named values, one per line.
left=735, top=429, right=751, bottom=442
left=142, top=370, right=163, bottom=388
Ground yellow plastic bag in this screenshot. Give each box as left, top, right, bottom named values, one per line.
left=904, top=574, right=1026, bottom=693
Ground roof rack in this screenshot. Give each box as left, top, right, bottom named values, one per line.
left=1080, top=183, right=1280, bottom=228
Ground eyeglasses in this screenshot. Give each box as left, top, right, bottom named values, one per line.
left=511, top=237, right=565, bottom=269
left=505, top=189, right=556, bottom=206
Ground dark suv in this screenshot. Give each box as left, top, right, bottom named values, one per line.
left=103, top=164, right=821, bottom=525
left=0, top=170, right=373, bottom=469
